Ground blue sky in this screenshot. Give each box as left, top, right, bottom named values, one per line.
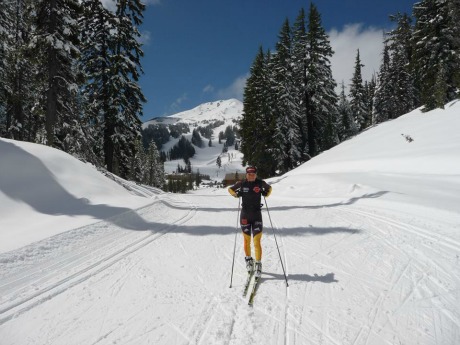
left=103, top=0, right=417, bottom=119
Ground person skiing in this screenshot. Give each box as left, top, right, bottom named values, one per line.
left=228, top=166, right=272, bottom=278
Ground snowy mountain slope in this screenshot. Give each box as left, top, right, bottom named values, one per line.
left=143, top=99, right=246, bottom=179
left=0, top=138, right=157, bottom=253
left=143, top=98, right=243, bottom=128
left=0, top=101, right=459, bottom=345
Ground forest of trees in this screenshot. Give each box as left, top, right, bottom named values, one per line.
left=0, top=0, right=164, bottom=188
left=2, top=0, right=459, bottom=188
left=240, top=1, right=460, bottom=178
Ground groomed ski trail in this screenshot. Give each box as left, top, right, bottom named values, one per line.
left=0, top=192, right=459, bottom=345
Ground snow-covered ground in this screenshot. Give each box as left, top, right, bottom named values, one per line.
left=1, top=101, right=460, bottom=345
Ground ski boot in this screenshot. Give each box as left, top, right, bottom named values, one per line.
left=245, top=256, right=254, bottom=273
left=254, top=260, right=262, bottom=278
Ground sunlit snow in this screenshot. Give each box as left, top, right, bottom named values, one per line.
left=0, top=100, right=459, bottom=345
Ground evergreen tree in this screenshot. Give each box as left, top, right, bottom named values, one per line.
left=0, top=0, right=7, bottom=136
left=270, top=18, right=302, bottom=173
left=305, top=3, right=339, bottom=155
left=32, top=0, right=82, bottom=147
left=412, top=0, right=460, bottom=110
left=1, top=0, right=36, bottom=141
left=110, top=0, right=146, bottom=177
left=365, top=76, right=376, bottom=120
left=291, top=8, right=309, bottom=160
left=337, top=81, right=356, bottom=140
left=349, top=49, right=369, bottom=131
left=240, top=47, right=276, bottom=177
left=195, top=169, right=202, bottom=187
left=448, top=0, right=460, bottom=91
left=387, top=13, right=416, bottom=117
left=131, top=139, right=145, bottom=182
left=79, top=0, right=117, bottom=164
left=373, top=44, right=394, bottom=123
left=169, top=136, right=195, bottom=161
left=224, top=125, right=236, bottom=146
left=191, top=128, right=203, bottom=147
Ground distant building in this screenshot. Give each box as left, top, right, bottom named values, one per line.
left=222, top=172, right=243, bottom=186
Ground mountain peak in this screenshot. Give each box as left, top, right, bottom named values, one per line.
left=143, top=99, right=243, bottom=128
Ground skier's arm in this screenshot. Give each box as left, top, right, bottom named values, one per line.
left=228, top=181, right=242, bottom=198
left=262, top=182, right=272, bottom=197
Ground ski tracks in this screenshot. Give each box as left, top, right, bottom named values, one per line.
left=336, top=205, right=460, bottom=345
left=0, top=195, right=197, bottom=326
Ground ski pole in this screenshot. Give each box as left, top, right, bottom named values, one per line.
left=263, top=196, right=289, bottom=287
left=229, top=197, right=241, bottom=288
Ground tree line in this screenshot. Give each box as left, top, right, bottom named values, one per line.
left=240, top=1, right=460, bottom=178
left=0, top=0, right=165, bottom=185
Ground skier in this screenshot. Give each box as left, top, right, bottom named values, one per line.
left=228, top=166, right=272, bottom=278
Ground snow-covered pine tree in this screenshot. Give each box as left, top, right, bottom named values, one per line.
left=270, top=19, right=302, bottom=173
left=146, top=140, right=164, bottom=189
left=448, top=0, right=460, bottom=91
left=110, top=0, right=146, bottom=178
left=0, top=1, right=7, bottom=136
left=32, top=0, right=81, bottom=148
left=79, top=0, right=117, bottom=165
left=305, top=3, right=339, bottom=155
left=387, top=13, right=416, bottom=118
left=337, top=81, right=356, bottom=141
left=191, top=128, right=203, bottom=148
left=0, top=0, right=14, bottom=137
left=412, top=0, right=460, bottom=110
left=130, top=139, right=145, bottom=182
left=241, top=47, right=276, bottom=178
left=349, top=49, right=369, bottom=131
left=1, top=0, right=37, bottom=141
left=364, top=76, right=376, bottom=123
left=291, top=8, right=309, bottom=161
left=373, top=44, right=394, bottom=123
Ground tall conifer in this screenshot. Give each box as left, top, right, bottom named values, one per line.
left=32, top=0, right=82, bottom=147
left=305, top=3, right=338, bottom=155
left=412, top=0, right=460, bottom=110
left=271, top=19, right=302, bottom=173
left=349, top=50, right=369, bottom=130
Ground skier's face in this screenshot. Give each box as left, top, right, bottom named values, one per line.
left=246, top=172, right=256, bottom=182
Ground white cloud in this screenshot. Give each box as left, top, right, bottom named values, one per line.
left=328, top=23, right=385, bottom=93
left=169, top=94, right=188, bottom=113
left=203, top=84, right=215, bottom=93
left=138, top=30, right=151, bottom=45
left=217, top=74, right=249, bottom=101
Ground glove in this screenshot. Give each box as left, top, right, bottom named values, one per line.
left=229, top=188, right=240, bottom=198
left=261, top=187, right=271, bottom=197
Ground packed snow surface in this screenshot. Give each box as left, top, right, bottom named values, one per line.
left=1, top=101, right=459, bottom=345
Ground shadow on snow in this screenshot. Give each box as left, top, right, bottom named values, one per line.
left=1, top=140, right=371, bottom=237
left=262, top=272, right=339, bottom=284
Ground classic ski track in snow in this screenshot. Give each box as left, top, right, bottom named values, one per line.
left=262, top=201, right=459, bottom=345
left=0, top=193, right=459, bottom=345
left=333, top=204, right=460, bottom=345
left=0, top=195, right=197, bottom=325
left=265, top=211, right=290, bottom=345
